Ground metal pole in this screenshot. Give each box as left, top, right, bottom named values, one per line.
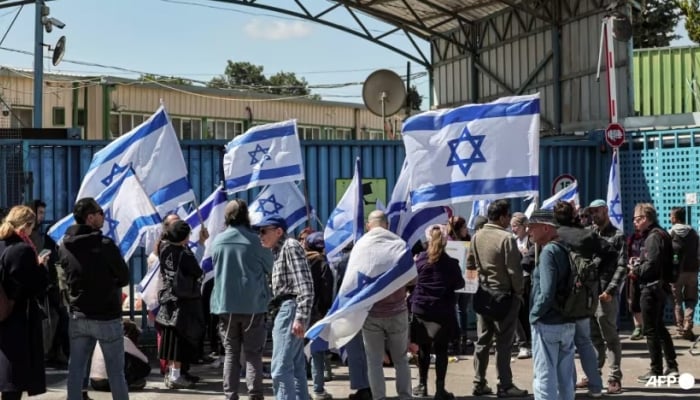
left=33, top=0, right=44, bottom=128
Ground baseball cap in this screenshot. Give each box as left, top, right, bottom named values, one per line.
left=252, top=214, right=288, bottom=231
left=528, top=209, right=559, bottom=227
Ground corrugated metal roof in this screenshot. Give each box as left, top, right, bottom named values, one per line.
left=337, top=0, right=512, bottom=37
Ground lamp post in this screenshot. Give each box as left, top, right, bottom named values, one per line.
left=33, top=0, right=44, bottom=128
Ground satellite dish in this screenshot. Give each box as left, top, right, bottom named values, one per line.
left=52, top=36, right=66, bottom=66
left=611, top=13, right=632, bottom=42
left=362, top=69, right=406, bottom=118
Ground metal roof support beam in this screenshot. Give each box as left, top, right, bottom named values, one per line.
left=497, top=0, right=555, bottom=24
left=516, top=50, right=552, bottom=95
left=550, top=0, right=562, bottom=134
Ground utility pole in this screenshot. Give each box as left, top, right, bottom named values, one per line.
left=33, top=0, right=44, bottom=128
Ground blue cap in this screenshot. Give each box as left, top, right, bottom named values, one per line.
left=587, top=199, right=607, bottom=208
left=305, top=232, right=325, bottom=251
left=252, top=214, right=288, bottom=231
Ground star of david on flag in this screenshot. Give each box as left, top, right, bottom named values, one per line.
left=607, top=151, right=624, bottom=231
left=49, top=168, right=162, bottom=262
left=223, top=119, right=305, bottom=194
left=401, top=94, right=540, bottom=211
left=249, top=182, right=310, bottom=233
left=74, top=105, right=195, bottom=217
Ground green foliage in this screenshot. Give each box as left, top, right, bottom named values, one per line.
left=406, top=85, right=423, bottom=110
left=267, top=71, right=310, bottom=96
left=140, top=74, right=192, bottom=85
left=679, top=0, right=700, bottom=44
left=632, top=0, right=681, bottom=48
left=207, top=60, right=315, bottom=98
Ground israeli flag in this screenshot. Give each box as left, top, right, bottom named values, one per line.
left=184, top=186, right=229, bottom=281
left=607, top=151, right=624, bottom=231
left=401, top=94, right=540, bottom=210
left=75, top=106, right=195, bottom=216
left=223, top=119, right=305, bottom=194
left=249, top=182, right=309, bottom=233
left=541, top=180, right=579, bottom=210
left=324, top=158, right=364, bottom=263
left=137, top=260, right=161, bottom=312
left=306, top=226, right=415, bottom=351
left=467, top=200, right=491, bottom=230
left=49, top=168, right=161, bottom=262
left=385, top=161, right=452, bottom=247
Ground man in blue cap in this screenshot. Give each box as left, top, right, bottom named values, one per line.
left=254, top=215, right=314, bottom=400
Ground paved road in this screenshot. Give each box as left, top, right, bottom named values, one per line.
left=35, top=329, right=700, bottom=400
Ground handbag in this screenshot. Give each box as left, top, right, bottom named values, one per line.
left=470, top=235, right=513, bottom=321
left=169, top=250, right=200, bottom=300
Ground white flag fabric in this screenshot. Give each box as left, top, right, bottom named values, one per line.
left=306, top=227, right=415, bottom=352
left=607, top=151, right=624, bottom=231
left=385, top=161, right=452, bottom=247
left=49, top=168, right=161, bottom=262
left=467, top=200, right=491, bottom=230
left=541, top=180, right=579, bottom=210
left=184, top=186, right=229, bottom=281
left=401, top=94, right=540, bottom=210
left=223, top=119, right=305, bottom=194
left=324, top=158, right=364, bottom=263
left=75, top=106, right=195, bottom=216
left=249, top=182, right=309, bottom=233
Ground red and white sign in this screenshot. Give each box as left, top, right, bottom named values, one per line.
left=552, top=174, right=576, bottom=195
left=605, top=122, right=625, bottom=148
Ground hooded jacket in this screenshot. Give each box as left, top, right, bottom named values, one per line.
left=58, top=224, right=129, bottom=320
left=669, top=224, right=700, bottom=273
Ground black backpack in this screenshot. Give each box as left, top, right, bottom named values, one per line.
left=552, top=241, right=600, bottom=320
left=650, top=228, right=677, bottom=284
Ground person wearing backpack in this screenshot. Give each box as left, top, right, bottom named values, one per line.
left=527, top=209, right=577, bottom=400
left=585, top=199, right=627, bottom=394
left=553, top=201, right=616, bottom=398
left=668, top=207, right=699, bottom=341
left=630, top=203, right=679, bottom=382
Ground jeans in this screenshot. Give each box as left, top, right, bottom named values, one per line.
left=362, top=311, right=412, bottom=400
left=574, top=318, right=602, bottom=393
left=344, top=332, right=369, bottom=390
left=455, top=293, right=471, bottom=335
left=515, top=275, right=532, bottom=348
left=473, top=297, right=519, bottom=388
left=219, top=313, right=267, bottom=400
left=271, top=300, right=309, bottom=400
left=590, top=297, right=623, bottom=382
left=531, top=322, right=576, bottom=400
left=671, top=271, right=698, bottom=330
left=67, top=317, right=128, bottom=400
left=311, top=351, right=327, bottom=394
left=640, top=285, right=677, bottom=374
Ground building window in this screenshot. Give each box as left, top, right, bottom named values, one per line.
left=52, top=107, right=66, bottom=126
left=10, top=107, right=32, bottom=128
left=206, top=119, right=243, bottom=140
left=334, top=128, right=352, bottom=140
left=76, top=109, right=86, bottom=127
left=109, top=112, right=150, bottom=137
left=359, top=128, right=384, bottom=140
left=298, top=126, right=321, bottom=140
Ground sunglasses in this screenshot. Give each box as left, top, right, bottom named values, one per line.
left=633, top=215, right=645, bottom=222
left=258, top=227, right=278, bottom=236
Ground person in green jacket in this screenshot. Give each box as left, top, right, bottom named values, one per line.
left=211, top=199, right=273, bottom=400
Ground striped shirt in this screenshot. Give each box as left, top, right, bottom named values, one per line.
left=271, top=237, right=314, bottom=322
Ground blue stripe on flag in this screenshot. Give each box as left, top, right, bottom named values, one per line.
left=201, top=257, right=213, bottom=274
left=412, top=176, right=540, bottom=204
left=117, top=213, right=162, bottom=256
left=285, top=206, right=307, bottom=229
left=401, top=207, right=447, bottom=244
left=150, top=177, right=194, bottom=208
left=87, top=110, right=168, bottom=171
left=324, top=221, right=353, bottom=250
left=225, top=165, right=303, bottom=191
left=402, top=99, right=540, bottom=133
left=226, top=124, right=296, bottom=148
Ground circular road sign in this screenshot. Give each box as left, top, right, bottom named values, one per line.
left=552, top=174, right=576, bottom=195
left=605, top=122, right=625, bottom=148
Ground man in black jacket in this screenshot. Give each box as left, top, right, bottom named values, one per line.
left=58, top=197, right=130, bottom=400
left=630, top=203, right=679, bottom=382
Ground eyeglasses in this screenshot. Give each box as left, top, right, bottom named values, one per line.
left=633, top=215, right=645, bottom=222
left=258, top=227, right=276, bottom=236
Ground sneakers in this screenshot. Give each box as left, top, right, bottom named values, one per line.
left=166, top=375, right=195, bottom=389
left=636, top=370, right=661, bottom=383
left=630, top=327, right=644, bottom=340
left=606, top=379, right=622, bottom=395
left=348, top=388, right=372, bottom=400
left=413, top=383, right=428, bottom=397
left=576, top=377, right=589, bottom=389
left=587, top=391, right=603, bottom=398
left=496, top=384, right=528, bottom=398
left=472, top=383, right=494, bottom=396
left=516, top=347, right=531, bottom=359
left=434, top=389, right=455, bottom=400
left=312, top=391, right=333, bottom=400
left=664, top=367, right=680, bottom=377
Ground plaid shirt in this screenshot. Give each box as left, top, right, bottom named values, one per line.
left=271, top=237, right=314, bottom=322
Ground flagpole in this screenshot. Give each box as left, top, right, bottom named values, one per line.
left=300, top=179, right=313, bottom=229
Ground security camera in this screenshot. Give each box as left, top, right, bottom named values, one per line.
left=1, top=104, right=10, bottom=117
left=49, top=17, right=66, bottom=29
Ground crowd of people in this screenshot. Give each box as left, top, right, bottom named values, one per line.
left=0, top=195, right=697, bottom=400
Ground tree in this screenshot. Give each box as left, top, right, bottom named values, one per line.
left=140, top=74, right=192, bottom=85
left=207, top=61, right=267, bottom=89
left=267, top=71, right=310, bottom=96
left=632, top=0, right=681, bottom=48
left=679, top=0, right=700, bottom=44
left=406, top=85, right=423, bottom=110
